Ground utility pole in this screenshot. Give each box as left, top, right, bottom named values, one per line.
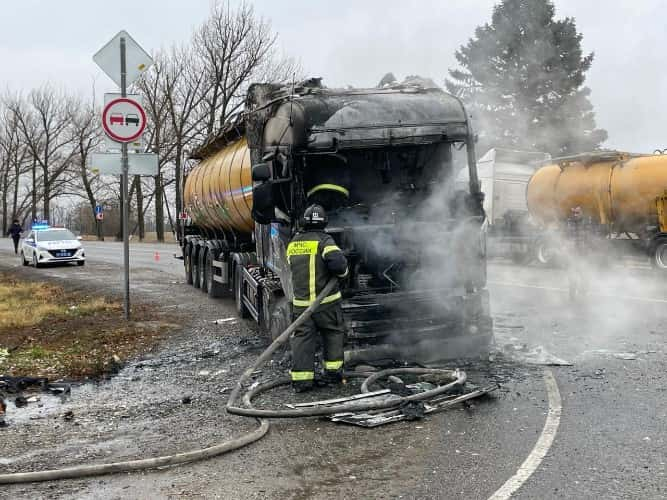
left=120, top=36, right=130, bottom=320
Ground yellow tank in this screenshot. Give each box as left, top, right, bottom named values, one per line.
left=183, top=138, right=254, bottom=234
left=527, top=153, right=667, bottom=232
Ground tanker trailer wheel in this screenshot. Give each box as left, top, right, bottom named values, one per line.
left=192, top=246, right=201, bottom=289
left=198, top=248, right=209, bottom=294
left=184, top=244, right=194, bottom=285
left=233, top=262, right=250, bottom=319
left=206, top=251, right=225, bottom=298
left=536, top=239, right=557, bottom=267
left=651, top=237, right=667, bottom=271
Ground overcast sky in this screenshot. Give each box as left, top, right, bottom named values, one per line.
left=1, top=0, right=665, bottom=153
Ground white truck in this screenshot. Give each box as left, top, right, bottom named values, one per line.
left=458, top=148, right=551, bottom=263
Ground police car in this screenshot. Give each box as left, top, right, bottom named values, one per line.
left=20, top=224, right=85, bottom=268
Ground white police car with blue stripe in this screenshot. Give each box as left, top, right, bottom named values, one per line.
left=20, top=224, right=85, bottom=268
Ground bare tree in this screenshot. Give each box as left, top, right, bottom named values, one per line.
left=137, top=51, right=177, bottom=241
left=8, top=86, right=77, bottom=220
left=69, top=97, right=106, bottom=239
left=0, top=98, right=33, bottom=231
left=191, top=0, right=300, bottom=141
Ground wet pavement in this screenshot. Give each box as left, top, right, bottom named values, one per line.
left=0, top=245, right=665, bottom=499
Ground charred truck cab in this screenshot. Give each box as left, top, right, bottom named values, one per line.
left=182, top=79, right=492, bottom=364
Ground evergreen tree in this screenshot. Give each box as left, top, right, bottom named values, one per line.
left=447, top=0, right=607, bottom=155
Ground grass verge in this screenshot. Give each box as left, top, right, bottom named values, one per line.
left=0, top=273, right=177, bottom=380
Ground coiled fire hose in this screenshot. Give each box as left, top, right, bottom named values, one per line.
left=0, top=279, right=468, bottom=484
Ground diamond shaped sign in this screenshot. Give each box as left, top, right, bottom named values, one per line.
left=93, top=30, right=153, bottom=87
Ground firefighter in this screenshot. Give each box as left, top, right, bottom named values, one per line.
left=287, top=204, right=348, bottom=392
left=7, top=219, right=23, bottom=254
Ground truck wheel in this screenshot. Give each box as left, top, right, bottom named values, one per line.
left=207, top=251, right=224, bottom=298
left=536, top=240, right=556, bottom=266
left=192, top=247, right=201, bottom=289
left=234, top=263, right=249, bottom=318
left=651, top=238, right=667, bottom=270
left=184, top=244, right=194, bottom=285
left=199, top=248, right=209, bottom=293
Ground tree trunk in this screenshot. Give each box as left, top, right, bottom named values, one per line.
left=1, top=171, right=8, bottom=235
left=155, top=173, right=164, bottom=242
left=12, top=162, right=20, bottom=221
left=42, top=165, right=49, bottom=221
left=163, top=188, right=174, bottom=240
left=175, top=147, right=183, bottom=241
left=31, top=157, right=37, bottom=222
left=134, top=175, right=145, bottom=241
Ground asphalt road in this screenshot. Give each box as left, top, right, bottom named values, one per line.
left=1, top=240, right=666, bottom=499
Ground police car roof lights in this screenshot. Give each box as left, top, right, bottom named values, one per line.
left=31, top=220, right=50, bottom=230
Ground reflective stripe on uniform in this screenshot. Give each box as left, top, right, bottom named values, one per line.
left=292, top=291, right=342, bottom=308
left=307, top=184, right=350, bottom=198
left=324, top=360, right=343, bottom=371
left=290, top=370, right=314, bottom=381
left=322, top=245, right=342, bottom=257
left=287, top=240, right=319, bottom=302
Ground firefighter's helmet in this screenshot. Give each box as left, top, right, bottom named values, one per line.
left=303, top=204, right=328, bottom=229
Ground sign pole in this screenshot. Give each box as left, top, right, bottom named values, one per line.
left=120, top=36, right=130, bottom=321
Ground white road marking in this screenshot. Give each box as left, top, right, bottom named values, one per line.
left=489, top=280, right=667, bottom=305
left=487, top=369, right=562, bottom=500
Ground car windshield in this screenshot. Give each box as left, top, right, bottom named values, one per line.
left=37, top=230, right=77, bottom=241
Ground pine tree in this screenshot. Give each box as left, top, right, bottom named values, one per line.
left=447, top=0, right=607, bottom=155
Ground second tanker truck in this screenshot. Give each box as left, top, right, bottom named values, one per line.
left=180, top=78, right=492, bottom=364
left=526, top=151, right=667, bottom=269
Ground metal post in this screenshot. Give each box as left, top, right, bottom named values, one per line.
left=120, top=37, right=130, bottom=320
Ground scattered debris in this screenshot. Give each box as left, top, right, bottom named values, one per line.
left=181, top=395, right=192, bottom=405
left=213, top=318, right=236, bottom=324
left=500, top=344, right=572, bottom=366
left=63, top=410, right=74, bottom=421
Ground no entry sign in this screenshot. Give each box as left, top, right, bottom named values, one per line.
left=102, top=97, right=146, bottom=143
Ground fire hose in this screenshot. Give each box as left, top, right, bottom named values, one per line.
left=0, top=279, right=475, bottom=484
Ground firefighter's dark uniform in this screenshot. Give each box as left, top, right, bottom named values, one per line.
left=7, top=222, right=22, bottom=254
left=287, top=230, right=348, bottom=386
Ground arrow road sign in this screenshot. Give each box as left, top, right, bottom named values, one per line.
left=93, top=30, right=153, bottom=87
left=95, top=205, right=103, bottom=214
left=102, top=96, right=146, bottom=143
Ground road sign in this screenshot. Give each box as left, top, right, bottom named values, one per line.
left=96, top=212, right=104, bottom=221
left=178, top=212, right=189, bottom=220
left=102, top=96, right=146, bottom=143
left=93, top=30, right=153, bottom=87
left=95, top=205, right=103, bottom=214
left=89, top=152, right=159, bottom=176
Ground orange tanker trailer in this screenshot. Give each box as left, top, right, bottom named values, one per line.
left=526, top=151, right=667, bottom=269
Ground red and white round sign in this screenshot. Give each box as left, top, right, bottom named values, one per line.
left=102, top=97, right=146, bottom=143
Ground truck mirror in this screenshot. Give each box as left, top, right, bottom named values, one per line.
left=251, top=182, right=275, bottom=224
left=252, top=162, right=272, bottom=182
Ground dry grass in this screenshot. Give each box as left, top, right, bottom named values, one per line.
left=0, top=274, right=178, bottom=379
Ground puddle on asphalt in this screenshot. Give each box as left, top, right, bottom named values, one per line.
left=3, top=391, right=66, bottom=426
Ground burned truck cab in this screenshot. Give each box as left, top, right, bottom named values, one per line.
left=248, top=79, right=492, bottom=363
